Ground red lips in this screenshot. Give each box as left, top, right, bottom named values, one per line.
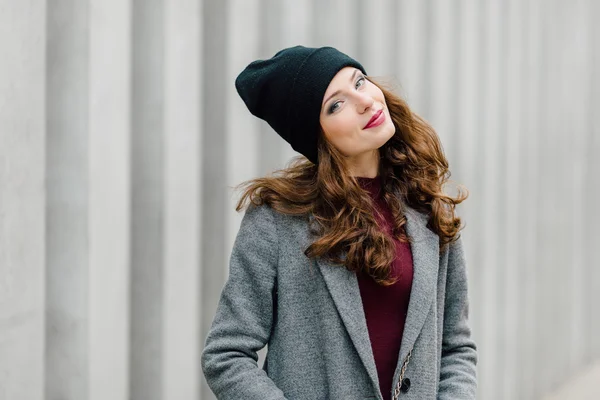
left=363, top=109, right=385, bottom=129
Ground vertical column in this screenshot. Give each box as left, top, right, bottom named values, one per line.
left=395, top=0, right=429, bottom=115
left=548, top=0, right=570, bottom=383
left=316, top=0, right=358, bottom=58
left=496, top=2, right=511, bottom=399
left=429, top=0, right=459, bottom=167
left=587, top=0, right=600, bottom=362
left=0, top=1, right=46, bottom=399
left=88, top=1, right=132, bottom=400
left=519, top=0, right=542, bottom=397
left=163, top=0, right=202, bottom=398
left=130, top=0, right=165, bottom=399
left=281, top=0, right=314, bottom=49
left=478, top=0, right=504, bottom=398
left=312, top=0, right=357, bottom=57
left=563, top=0, right=591, bottom=372
left=45, top=1, right=90, bottom=399
left=200, top=0, right=229, bottom=398
left=534, top=0, right=555, bottom=394
left=502, top=0, right=524, bottom=398
left=359, top=0, right=396, bottom=76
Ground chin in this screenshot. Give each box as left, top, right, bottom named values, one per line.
left=370, top=134, right=394, bottom=151
left=379, top=124, right=396, bottom=144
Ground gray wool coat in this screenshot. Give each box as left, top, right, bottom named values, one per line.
left=201, top=203, right=477, bottom=399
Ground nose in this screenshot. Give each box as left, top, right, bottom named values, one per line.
left=355, top=92, right=374, bottom=113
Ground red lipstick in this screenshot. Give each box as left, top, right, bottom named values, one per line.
left=363, top=109, right=385, bottom=129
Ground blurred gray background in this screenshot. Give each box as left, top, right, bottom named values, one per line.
left=1, top=0, right=599, bottom=399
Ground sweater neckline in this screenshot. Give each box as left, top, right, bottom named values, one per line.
left=356, top=176, right=382, bottom=199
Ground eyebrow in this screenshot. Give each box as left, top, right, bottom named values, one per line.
left=322, top=69, right=360, bottom=108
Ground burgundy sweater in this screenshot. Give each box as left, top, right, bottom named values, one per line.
left=355, top=177, right=414, bottom=400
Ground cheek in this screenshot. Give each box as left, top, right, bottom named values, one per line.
left=321, top=120, right=359, bottom=155
left=366, top=83, right=385, bottom=103
left=323, top=115, right=354, bottom=141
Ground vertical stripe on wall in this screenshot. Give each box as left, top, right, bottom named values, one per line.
left=0, top=1, right=46, bottom=399
left=130, top=0, right=165, bottom=398
left=45, top=1, right=90, bottom=399
left=361, top=0, right=395, bottom=77
left=588, top=0, right=600, bottom=363
left=519, top=1, right=542, bottom=397
left=535, top=0, right=554, bottom=393
left=502, top=0, right=523, bottom=398
left=88, top=1, right=131, bottom=399
left=479, top=1, right=503, bottom=398
left=396, top=0, right=429, bottom=115
left=429, top=0, right=458, bottom=163
left=200, top=0, right=228, bottom=398
left=565, top=0, right=591, bottom=372
left=163, top=0, right=202, bottom=398
left=314, top=0, right=356, bottom=57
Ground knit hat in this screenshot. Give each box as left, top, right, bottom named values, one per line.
left=235, top=45, right=366, bottom=164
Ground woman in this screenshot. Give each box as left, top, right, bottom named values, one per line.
left=201, top=45, right=477, bottom=400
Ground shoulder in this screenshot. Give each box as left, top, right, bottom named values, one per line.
left=235, top=204, right=310, bottom=265
left=243, top=202, right=276, bottom=220
left=240, top=203, right=279, bottom=235
left=241, top=202, right=307, bottom=233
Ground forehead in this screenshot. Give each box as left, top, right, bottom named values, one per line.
left=323, top=67, right=359, bottom=98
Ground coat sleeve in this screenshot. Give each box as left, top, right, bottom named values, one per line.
left=437, top=236, right=478, bottom=399
left=201, top=205, right=287, bottom=400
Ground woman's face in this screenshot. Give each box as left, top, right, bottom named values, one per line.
left=319, top=67, right=395, bottom=160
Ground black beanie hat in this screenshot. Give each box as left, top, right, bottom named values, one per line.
left=235, top=45, right=366, bottom=164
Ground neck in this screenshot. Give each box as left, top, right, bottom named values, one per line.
left=345, top=150, right=379, bottom=178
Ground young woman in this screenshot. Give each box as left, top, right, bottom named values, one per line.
left=201, top=45, right=477, bottom=400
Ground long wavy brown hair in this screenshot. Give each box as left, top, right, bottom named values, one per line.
left=236, top=78, right=468, bottom=285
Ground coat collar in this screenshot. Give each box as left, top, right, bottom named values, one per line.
left=316, top=206, right=439, bottom=394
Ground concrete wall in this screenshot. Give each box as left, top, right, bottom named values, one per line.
left=0, top=0, right=599, bottom=399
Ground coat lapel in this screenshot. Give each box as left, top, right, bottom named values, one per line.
left=399, top=206, right=439, bottom=361
left=315, top=205, right=439, bottom=389
left=317, top=256, right=382, bottom=395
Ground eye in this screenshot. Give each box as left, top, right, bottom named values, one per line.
left=355, top=75, right=366, bottom=89
left=328, top=101, right=342, bottom=114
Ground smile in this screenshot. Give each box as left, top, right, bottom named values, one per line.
left=363, top=110, right=385, bottom=129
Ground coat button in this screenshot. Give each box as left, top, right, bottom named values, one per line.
left=400, top=378, right=411, bottom=393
